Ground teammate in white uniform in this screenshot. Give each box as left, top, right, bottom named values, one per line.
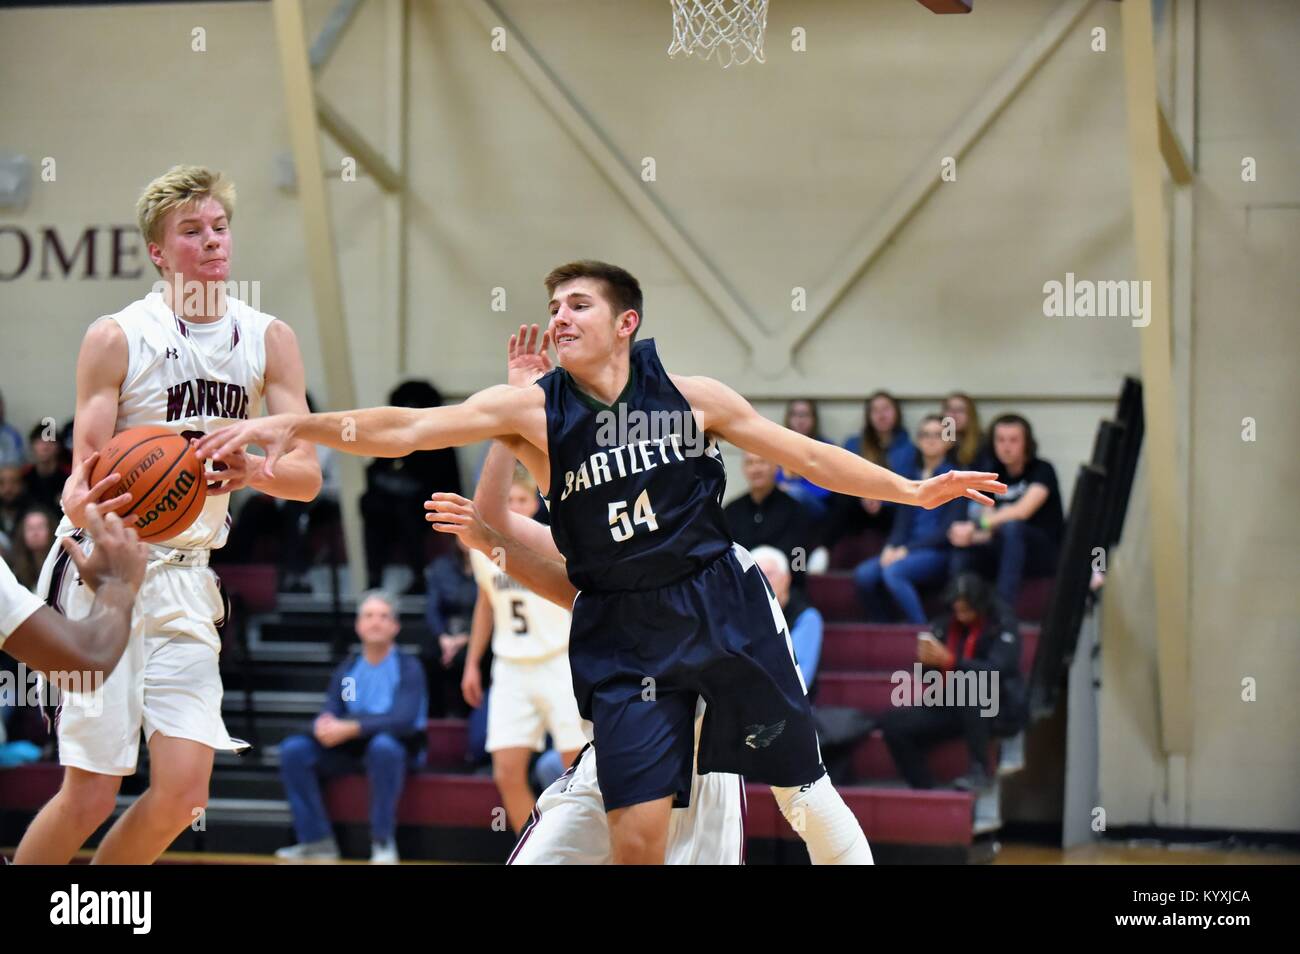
left=431, top=440, right=748, bottom=864
left=14, top=166, right=321, bottom=865
left=462, top=465, right=588, bottom=833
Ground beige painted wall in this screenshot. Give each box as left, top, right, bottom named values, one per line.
left=1098, top=0, right=1300, bottom=833
left=1, top=1, right=1294, bottom=830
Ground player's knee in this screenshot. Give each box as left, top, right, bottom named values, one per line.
left=610, top=826, right=664, bottom=864
left=151, top=782, right=208, bottom=825
left=491, top=754, right=528, bottom=788
left=60, top=778, right=120, bottom=828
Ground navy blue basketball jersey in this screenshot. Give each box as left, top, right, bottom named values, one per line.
left=537, top=339, right=732, bottom=592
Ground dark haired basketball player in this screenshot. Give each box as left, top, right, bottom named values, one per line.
left=201, top=261, right=1004, bottom=863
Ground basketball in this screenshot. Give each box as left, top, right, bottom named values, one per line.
left=89, top=425, right=207, bottom=543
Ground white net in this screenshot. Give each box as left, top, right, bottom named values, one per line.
left=667, top=0, right=771, bottom=68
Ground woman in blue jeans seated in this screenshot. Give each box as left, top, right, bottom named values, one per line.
left=854, top=415, right=963, bottom=623
left=276, top=591, right=428, bottom=863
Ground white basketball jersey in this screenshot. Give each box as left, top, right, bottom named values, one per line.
left=469, top=547, right=571, bottom=661
left=60, top=291, right=276, bottom=550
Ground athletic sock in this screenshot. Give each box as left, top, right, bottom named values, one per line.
left=771, top=775, right=874, bottom=865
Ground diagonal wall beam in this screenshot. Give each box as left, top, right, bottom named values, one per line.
left=272, top=0, right=367, bottom=595
left=317, top=95, right=404, bottom=193
left=461, top=0, right=768, bottom=355
left=1157, top=102, right=1193, bottom=185
left=773, top=0, right=1095, bottom=372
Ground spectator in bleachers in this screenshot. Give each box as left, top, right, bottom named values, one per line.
left=752, top=545, right=823, bottom=688
left=947, top=414, right=1063, bottom=607
left=941, top=392, right=988, bottom=469
left=821, top=391, right=914, bottom=556
left=8, top=507, right=57, bottom=590
left=424, top=535, right=479, bottom=717
left=276, top=591, right=428, bottom=863
left=852, top=415, right=963, bottom=623
left=774, top=399, right=834, bottom=518
left=0, top=390, right=24, bottom=468
left=878, top=573, right=1026, bottom=792
left=845, top=390, right=915, bottom=475
left=725, top=451, right=818, bottom=583
left=0, top=466, right=33, bottom=556
left=23, top=423, right=70, bottom=515
left=361, top=380, right=463, bottom=594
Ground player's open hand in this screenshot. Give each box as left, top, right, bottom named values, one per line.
left=197, top=415, right=297, bottom=481
left=425, top=492, right=496, bottom=554
left=61, top=451, right=133, bottom=528
left=507, top=324, right=553, bottom=387
left=915, top=470, right=1006, bottom=509
left=64, top=502, right=147, bottom=594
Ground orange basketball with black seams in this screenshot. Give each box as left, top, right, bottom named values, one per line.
left=89, top=425, right=207, bottom=543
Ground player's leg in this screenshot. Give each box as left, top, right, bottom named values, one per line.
left=92, top=732, right=213, bottom=863
left=486, top=657, right=547, bottom=833
left=607, top=796, right=674, bottom=864
left=492, top=747, right=537, bottom=833
left=93, top=570, right=246, bottom=863
left=508, top=744, right=610, bottom=864
left=11, top=767, right=122, bottom=864
left=702, top=545, right=873, bottom=864
left=665, top=702, right=747, bottom=865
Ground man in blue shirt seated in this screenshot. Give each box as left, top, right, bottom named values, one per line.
left=276, top=591, right=428, bottom=863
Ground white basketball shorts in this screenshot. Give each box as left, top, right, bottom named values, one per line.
left=37, top=537, right=247, bottom=776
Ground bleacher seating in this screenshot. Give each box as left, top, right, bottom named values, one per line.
left=0, top=565, right=1044, bottom=864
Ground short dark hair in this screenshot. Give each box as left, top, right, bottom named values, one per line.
left=988, top=413, right=1038, bottom=460
left=544, top=260, right=643, bottom=340
left=943, top=572, right=995, bottom=617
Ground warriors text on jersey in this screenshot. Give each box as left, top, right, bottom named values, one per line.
left=60, top=291, right=276, bottom=550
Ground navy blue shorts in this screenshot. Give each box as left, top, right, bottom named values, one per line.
left=568, top=544, right=825, bottom=811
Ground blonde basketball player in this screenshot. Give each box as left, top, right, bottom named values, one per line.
left=463, top=463, right=588, bottom=833
left=14, top=166, right=321, bottom=864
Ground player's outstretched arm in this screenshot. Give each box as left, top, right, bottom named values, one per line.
left=426, top=493, right=575, bottom=609
left=197, top=383, right=530, bottom=480
left=678, top=375, right=1006, bottom=510
left=473, top=439, right=565, bottom=562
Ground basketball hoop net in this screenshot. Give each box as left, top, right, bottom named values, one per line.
left=667, top=0, right=770, bottom=68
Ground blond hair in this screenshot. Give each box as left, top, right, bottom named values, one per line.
left=136, top=166, right=235, bottom=270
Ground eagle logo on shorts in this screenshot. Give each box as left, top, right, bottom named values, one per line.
left=744, top=720, right=786, bottom=749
